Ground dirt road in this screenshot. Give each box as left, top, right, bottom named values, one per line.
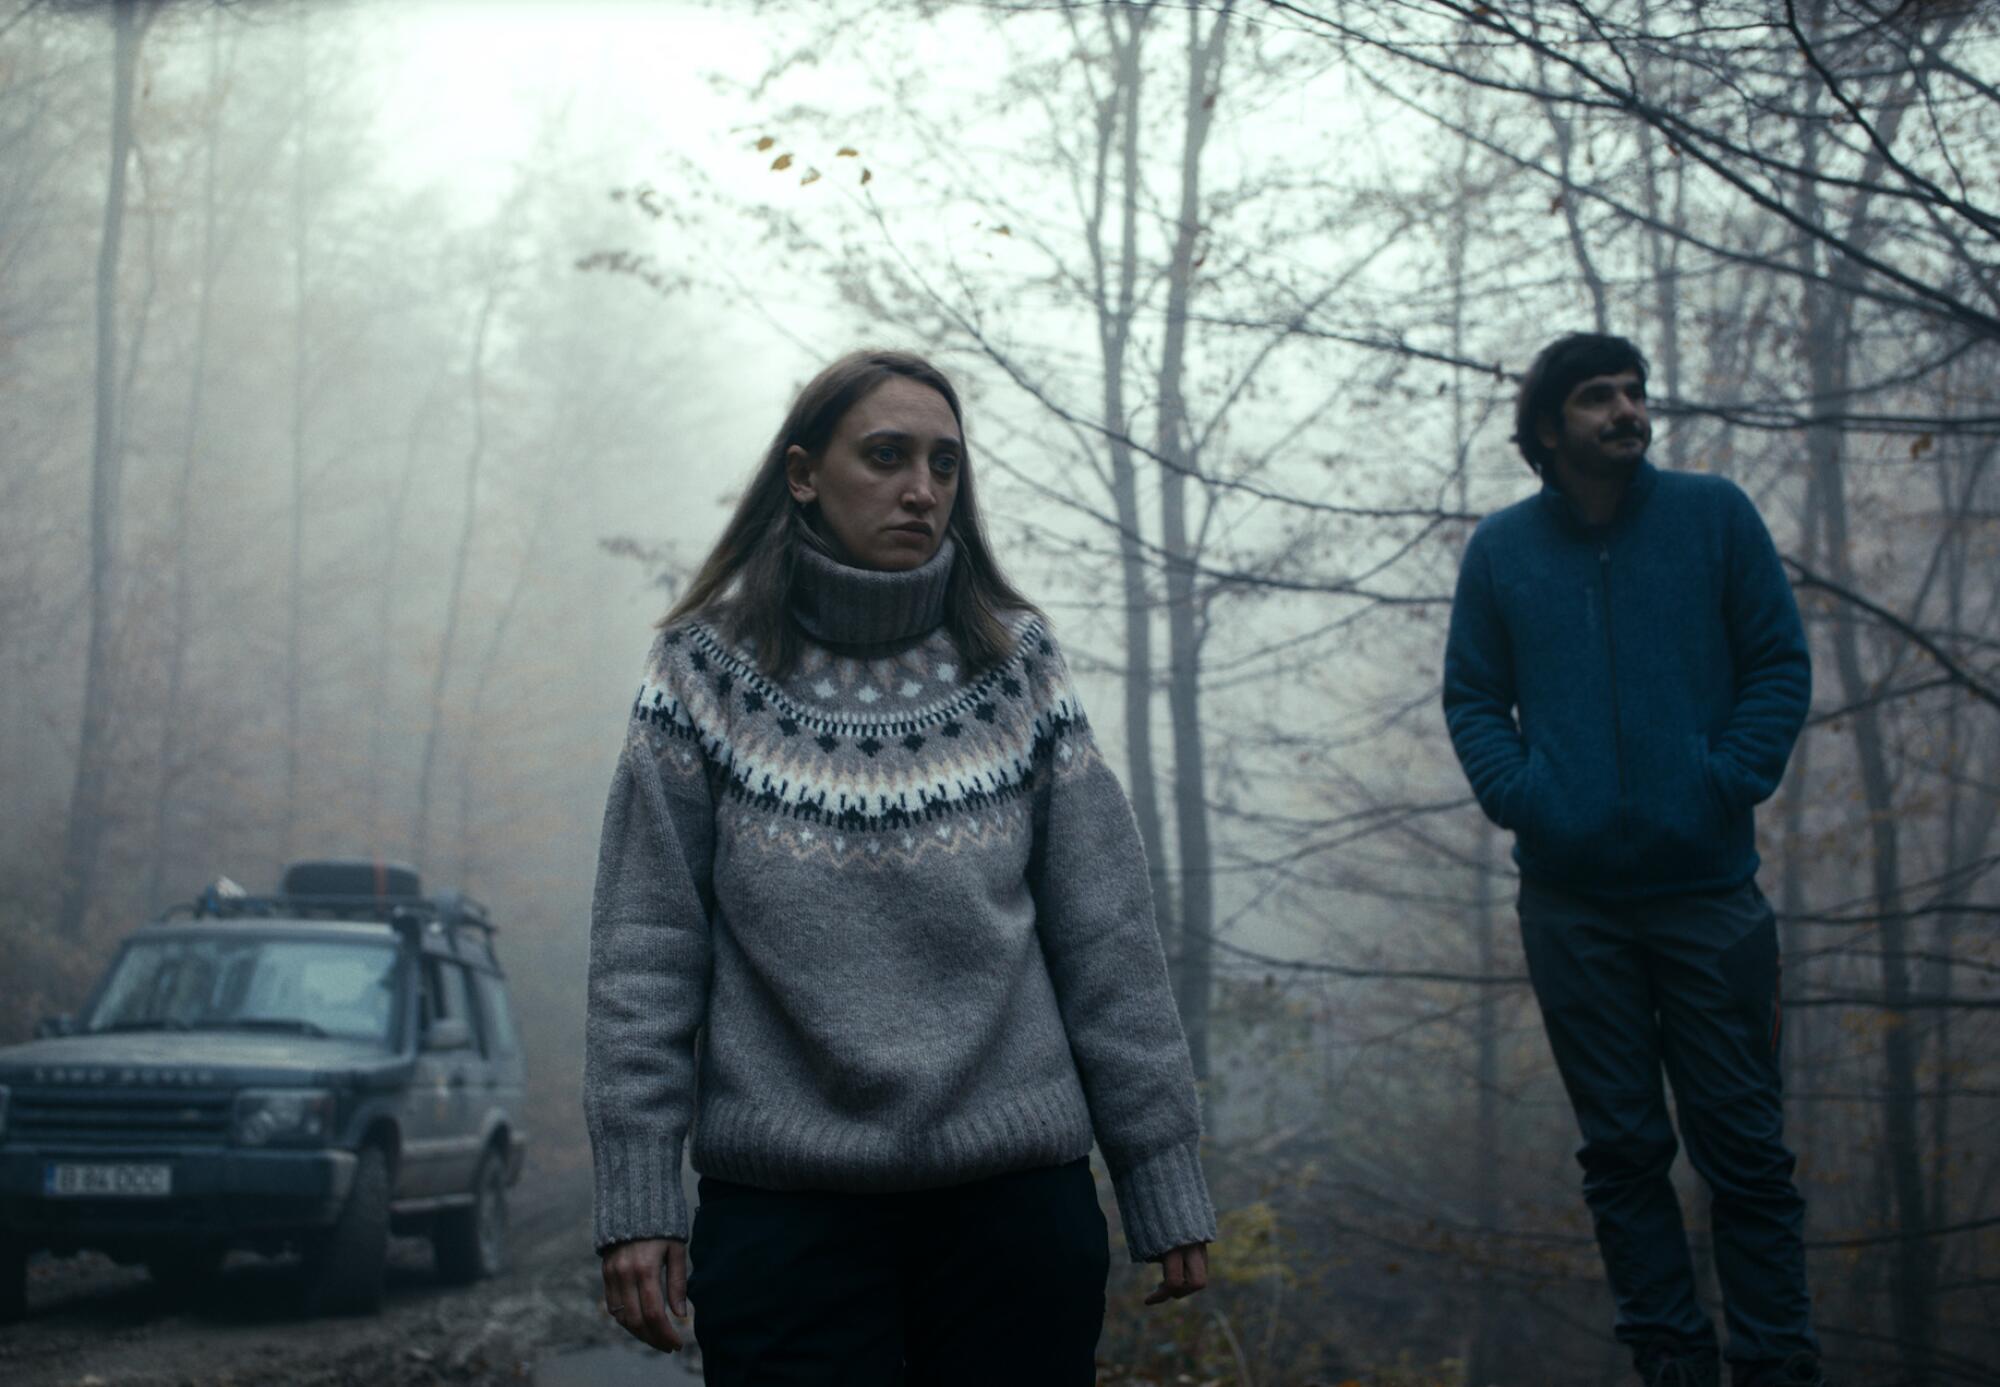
left=0, top=1168, right=702, bottom=1386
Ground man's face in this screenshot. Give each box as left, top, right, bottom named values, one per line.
left=1539, top=368, right=1650, bottom=484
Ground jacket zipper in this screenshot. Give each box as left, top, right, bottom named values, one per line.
left=1599, top=543, right=1627, bottom=798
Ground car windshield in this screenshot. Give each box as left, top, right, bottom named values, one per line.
left=87, top=935, right=400, bottom=1046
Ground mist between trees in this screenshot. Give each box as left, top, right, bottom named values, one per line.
left=0, top=0, right=1994, bottom=1382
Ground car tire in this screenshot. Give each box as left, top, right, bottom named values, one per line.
left=0, top=1237, right=26, bottom=1323
left=303, top=1145, right=389, bottom=1316
left=434, top=1146, right=508, bottom=1285
left=146, top=1244, right=225, bottom=1296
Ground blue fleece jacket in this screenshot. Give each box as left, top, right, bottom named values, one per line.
left=1442, top=460, right=1811, bottom=898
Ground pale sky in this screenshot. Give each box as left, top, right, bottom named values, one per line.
left=377, top=3, right=770, bottom=207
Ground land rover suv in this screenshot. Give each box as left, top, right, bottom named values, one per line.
left=0, top=860, right=528, bottom=1318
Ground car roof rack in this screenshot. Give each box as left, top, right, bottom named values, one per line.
left=153, top=860, right=495, bottom=936
left=158, top=892, right=495, bottom=932
left=153, top=891, right=496, bottom=935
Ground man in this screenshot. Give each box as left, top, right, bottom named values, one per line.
left=1441, top=333, right=1821, bottom=1387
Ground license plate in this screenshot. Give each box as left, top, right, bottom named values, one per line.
left=43, top=1163, right=173, bottom=1198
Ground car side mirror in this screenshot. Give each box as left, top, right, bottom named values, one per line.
left=424, top=1017, right=472, bottom=1052
left=35, top=1014, right=76, bottom=1039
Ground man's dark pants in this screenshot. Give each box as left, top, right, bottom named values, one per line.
left=1518, top=876, right=1819, bottom=1368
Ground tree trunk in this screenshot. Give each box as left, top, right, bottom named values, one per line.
left=1778, top=456, right=1820, bottom=1104
left=283, top=7, right=311, bottom=863
left=1633, top=6, right=1689, bottom=474
left=146, top=11, right=226, bottom=912
left=412, top=287, right=499, bottom=872
left=1154, top=3, right=1230, bottom=1082
left=56, top=0, right=147, bottom=937
left=1468, top=819, right=1503, bottom=1385
left=1776, top=686, right=1815, bottom=1178
left=1803, top=243, right=1937, bottom=1387
left=1530, top=28, right=1608, bottom=333
left=1922, top=431, right=2000, bottom=1258
left=1446, top=122, right=1505, bottom=1382
left=455, top=477, right=557, bottom=892
left=1792, top=22, right=1937, bottom=1362
left=1539, top=119, right=1607, bottom=328
left=368, top=382, right=443, bottom=849
left=1095, top=7, right=1177, bottom=971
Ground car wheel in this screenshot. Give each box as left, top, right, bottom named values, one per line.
left=303, top=1145, right=389, bottom=1316
left=146, top=1244, right=225, bottom=1296
left=434, top=1147, right=508, bottom=1285
left=0, top=1237, right=26, bottom=1323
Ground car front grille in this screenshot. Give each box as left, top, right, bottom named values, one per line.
left=10, top=1088, right=234, bottom=1147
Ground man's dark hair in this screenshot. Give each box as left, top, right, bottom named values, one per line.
left=1513, top=333, right=1650, bottom=475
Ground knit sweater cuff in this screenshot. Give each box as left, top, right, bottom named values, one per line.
left=591, top=1131, right=689, bottom=1252
left=1110, top=1139, right=1217, bottom=1263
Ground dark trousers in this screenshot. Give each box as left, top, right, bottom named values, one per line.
left=686, top=1157, right=1109, bottom=1386
left=1518, top=877, right=1818, bottom=1368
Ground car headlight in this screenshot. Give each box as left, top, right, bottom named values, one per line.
left=232, top=1089, right=335, bottom=1147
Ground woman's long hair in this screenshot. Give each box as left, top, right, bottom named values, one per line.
left=664, top=349, right=1040, bottom=679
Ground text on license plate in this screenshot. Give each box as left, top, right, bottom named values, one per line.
left=44, top=1163, right=172, bottom=1198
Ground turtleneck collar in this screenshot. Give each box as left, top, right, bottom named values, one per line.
left=1538, top=458, right=1660, bottom=534
left=789, top=535, right=957, bottom=648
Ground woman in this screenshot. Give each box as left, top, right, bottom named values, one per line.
left=586, top=349, right=1214, bottom=1385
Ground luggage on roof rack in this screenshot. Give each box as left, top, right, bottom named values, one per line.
left=281, top=859, right=422, bottom=899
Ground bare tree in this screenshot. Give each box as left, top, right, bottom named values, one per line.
left=145, top=6, right=227, bottom=912
left=282, top=2, right=309, bottom=862
left=55, top=0, right=160, bottom=937
left=411, top=280, right=502, bottom=874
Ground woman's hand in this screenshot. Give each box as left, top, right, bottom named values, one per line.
left=600, top=1236, right=689, bottom=1352
left=1144, top=1242, right=1209, bottom=1305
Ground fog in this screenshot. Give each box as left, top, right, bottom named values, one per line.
left=2, top=1, right=1996, bottom=1382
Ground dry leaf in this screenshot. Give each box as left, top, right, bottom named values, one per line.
left=800, top=168, right=821, bottom=186
left=860, top=167, right=873, bottom=185
left=771, top=153, right=793, bottom=171
left=755, top=136, right=775, bottom=151
left=836, top=146, right=859, bottom=158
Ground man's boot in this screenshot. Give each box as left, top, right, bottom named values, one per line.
left=1736, top=1352, right=1826, bottom=1387
left=1633, top=1334, right=1721, bottom=1387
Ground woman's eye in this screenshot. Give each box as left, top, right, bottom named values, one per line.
left=932, top=454, right=960, bottom=475
left=869, top=445, right=900, bottom=465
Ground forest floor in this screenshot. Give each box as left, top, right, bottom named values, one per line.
left=0, top=1165, right=701, bottom=1387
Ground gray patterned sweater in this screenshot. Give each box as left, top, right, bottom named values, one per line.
left=585, top=538, right=1215, bottom=1262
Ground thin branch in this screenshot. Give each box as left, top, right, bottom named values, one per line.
left=1787, top=555, right=2000, bottom=712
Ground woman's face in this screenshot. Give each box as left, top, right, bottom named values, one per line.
left=786, top=376, right=962, bottom=571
